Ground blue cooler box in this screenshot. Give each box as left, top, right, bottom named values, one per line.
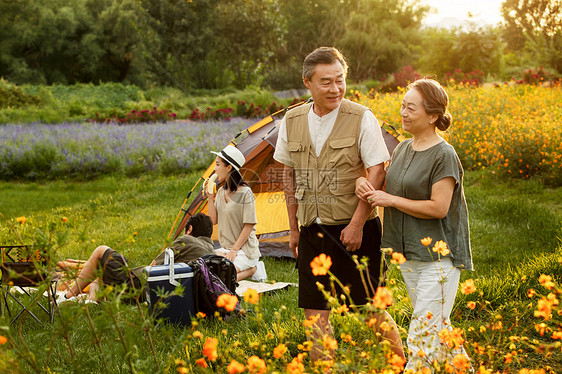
left=145, top=248, right=195, bottom=326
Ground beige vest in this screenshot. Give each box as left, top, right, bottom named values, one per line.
left=286, top=99, right=377, bottom=226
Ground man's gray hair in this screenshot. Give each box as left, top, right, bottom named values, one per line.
left=302, top=47, right=348, bottom=80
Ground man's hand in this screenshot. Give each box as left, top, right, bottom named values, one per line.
left=340, top=221, right=363, bottom=252
left=289, top=228, right=300, bottom=258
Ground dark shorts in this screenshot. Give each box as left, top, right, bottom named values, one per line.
left=100, top=248, right=141, bottom=290
left=297, top=218, right=386, bottom=310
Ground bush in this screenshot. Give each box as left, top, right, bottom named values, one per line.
left=442, top=69, right=485, bottom=86
left=379, top=65, right=421, bottom=92
left=0, top=79, right=42, bottom=108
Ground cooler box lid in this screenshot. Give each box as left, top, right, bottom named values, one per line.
left=145, top=263, right=193, bottom=282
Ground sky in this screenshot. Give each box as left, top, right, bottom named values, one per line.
left=421, top=0, right=504, bottom=26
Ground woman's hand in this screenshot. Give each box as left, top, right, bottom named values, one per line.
left=365, top=190, right=395, bottom=208
left=355, top=177, right=375, bottom=202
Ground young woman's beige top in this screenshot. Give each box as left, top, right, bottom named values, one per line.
left=214, top=185, right=260, bottom=259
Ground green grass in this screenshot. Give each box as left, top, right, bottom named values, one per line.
left=0, top=171, right=560, bottom=373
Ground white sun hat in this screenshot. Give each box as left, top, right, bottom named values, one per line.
left=211, top=144, right=246, bottom=171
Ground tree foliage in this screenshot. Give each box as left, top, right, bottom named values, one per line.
left=2, top=0, right=559, bottom=89
left=416, top=21, right=504, bottom=78
left=338, top=0, right=429, bottom=81
left=501, top=0, right=562, bottom=72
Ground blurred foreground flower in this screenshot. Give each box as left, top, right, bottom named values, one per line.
left=372, top=287, right=393, bottom=310
left=247, top=355, right=266, bottom=373
left=390, top=251, right=406, bottom=264
left=273, top=343, right=287, bottom=358
left=227, top=360, right=246, bottom=374
left=216, top=293, right=238, bottom=312
left=244, top=288, right=259, bottom=304
left=539, top=274, right=555, bottom=290
left=195, top=358, right=207, bottom=368
left=16, top=216, right=26, bottom=225
left=438, top=327, right=465, bottom=349
left=432, top=240, right=450, bottom=256
left=310, top=253, right=332, bottom=276
left=303, top=314, right=320, bottom=328
left=421, top=237, right=432, bottom=246
left=202, top=337, right=218, bottom=361
left=460, top=279, right=477, bottom=294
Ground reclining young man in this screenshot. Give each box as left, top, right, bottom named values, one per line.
left=57, top=213, right=215, bottom=304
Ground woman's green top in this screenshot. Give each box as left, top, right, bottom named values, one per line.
left=382, top=138, right=473, bottom=270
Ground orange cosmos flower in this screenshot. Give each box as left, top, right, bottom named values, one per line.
left=535, top=297, right=553, bottom=320
left=438, top=328, right=465, bottom=349
left=389, top=353, right=406, bottom=369
left=16, top=216, right=26, bottom=225
left=432, top=240, right=450, bottom=256
left=322, top=335, right=338, bottom=350
left=310, top=253, right=332, bottom=276
left=539, top=274, right=555, bottom=290
left=61, top=217, right=68, bottom=222
left=421, top=237, right=432, bottom=246
left=453, top=354, right=470, bottom=371
left=390, top=252, right=406, bottom=264
left=527, top=288, right=535, bottom=298
left=372, top=287, right=393, bottom=310
left=460, top=279, right=477, bottom=294
left=535, top=323, right=547, bottom=336
left=216, top=293, right=238, bottom=312
left=246, top=356, right=266, bottom=374
left=196, top=312, right=206, bottom=319
left=202, top=337, right=218, bottom=361
left=286, top=357, right=305, bottom=374
left=227, top=360, right=246, bottom=374
left=552, top=331, right=562, bottom=340
left=335, top=304, right=349, bottom=314
left=244, top=288, right=259, bottom=304
left=0, top=336, right=7, bottom=344
left=467, top=301, right=476, bottom=310
left=273, top=343, right=287, bottom=359
left=303, top=313, right=320, bottom=328
left=195, top=358, right=208, bottom=368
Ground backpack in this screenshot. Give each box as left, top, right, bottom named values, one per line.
left=188, top=255, right=240, bottom=317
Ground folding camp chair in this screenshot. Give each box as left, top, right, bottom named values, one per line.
left=0, top=245, right=58, bottom=325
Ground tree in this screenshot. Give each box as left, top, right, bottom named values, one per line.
left=140, top=0, right=216, bottom=89
left=0, top=0, right=150, bottom=84
left=501, top=0, right=562, bottom=72
left=337, top=0, right=429, bottom=81
left=213, top=0, right=287, bottom=88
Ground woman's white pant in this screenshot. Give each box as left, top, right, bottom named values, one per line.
left=400, top=258, right=470, bottom=371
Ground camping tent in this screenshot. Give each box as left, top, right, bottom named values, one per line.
left=167, top=101, right=404, bottom=257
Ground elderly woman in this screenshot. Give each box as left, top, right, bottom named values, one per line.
left=356, top=79, right=472, bottom=371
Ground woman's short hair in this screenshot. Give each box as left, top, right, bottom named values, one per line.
left=409, top=79, right=453, bottom=131
left=302, top=47, right=348, bottom=81
left=186, top=213, right=213, bottom=238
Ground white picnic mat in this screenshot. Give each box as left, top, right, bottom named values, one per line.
left=235, top=280, right=296, bottom=297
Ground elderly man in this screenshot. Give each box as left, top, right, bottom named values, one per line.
left=273, top=47, right=404, bottom=362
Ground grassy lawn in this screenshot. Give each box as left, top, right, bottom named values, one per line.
left=0, top=171, right=560, bottom=373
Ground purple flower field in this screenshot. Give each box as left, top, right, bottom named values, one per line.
left=0, top=120, right=253, bottom=180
